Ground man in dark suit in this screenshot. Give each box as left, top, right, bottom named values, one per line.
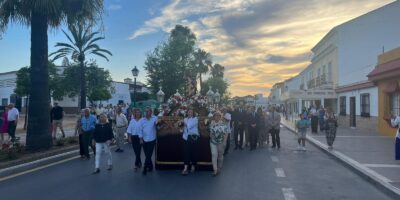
left=232, top=105, right=246, bottom=150
left=248, top=106, right=259, bottom=151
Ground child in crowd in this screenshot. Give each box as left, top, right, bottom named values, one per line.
left=296, top=113, right=310, bottom=151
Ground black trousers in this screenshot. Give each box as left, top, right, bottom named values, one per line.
left=249, top=127, right=258, bottom=150
left=234, top=124, right=244, bottom=148
left=7, top=121, right=16, bottom=141
left=311, top=116, right=318, bottom=133
left=131, top=135, right=142, bottom=167
left=82, top=130, right=96, bottom=158
left=183, top=136, right=199, bottom=166
left=270, top=128, right=280, bottom=148
left=224, top=133, right=230, bottom=154
left=143, top=140, right=156, bottom=170
left=79, top=134, right=84, bottom=156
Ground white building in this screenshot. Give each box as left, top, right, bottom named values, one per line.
left=272, top=1, right=400, bottom=130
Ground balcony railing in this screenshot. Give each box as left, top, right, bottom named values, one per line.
left=306, top=74, right=332, bottom=89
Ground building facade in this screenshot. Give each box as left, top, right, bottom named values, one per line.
left=270, top=1, right=400, bottom=131
left=368, top=47, right=400, bottom=137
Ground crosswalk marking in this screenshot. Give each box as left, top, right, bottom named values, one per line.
left=282, top=188, right=297, bottom=200
left=275, top=168, right=286, bottom=177
left=271, top=156, right=279, bottom=162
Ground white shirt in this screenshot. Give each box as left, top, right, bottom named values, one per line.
left=182, top=117, right=199, bottom=140
left=115, top=113, right=128, bottom=127
left=127, top=118, right=141, bottom=136
left=139, top=116, right=157, bottom=142
left=7, top=108, right=19, bottom=121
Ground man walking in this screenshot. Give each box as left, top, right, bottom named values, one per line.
left=115, top=107, right=128, bottom=153
left=248, top=106, right=259, bottom=151
left=232, top=105, right=246, bottom=150
left=268, top=107, right=281, bottom=149
left=81, top=108, right=97, bottom=160
left=7, top=103, right=19, bottom=142
left=51, top=102, right=66, bottom=139
left=139, top=107, right=159, bottom=175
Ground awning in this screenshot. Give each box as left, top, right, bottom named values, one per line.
left=382, top=81, right=400, bottom=93
left=368, top=58, right=400, bottom=81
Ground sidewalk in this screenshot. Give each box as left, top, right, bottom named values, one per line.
left=281, top=117, right=400, bottom=197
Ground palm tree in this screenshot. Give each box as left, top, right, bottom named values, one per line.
left=211, top=63, right=225, bottom=78
left=0, top=0, right=104, bottom=151
left=193, top=49, right=212, bottom=92
left=50, top=23, right=112, bottom=109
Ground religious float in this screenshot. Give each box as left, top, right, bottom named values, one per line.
left=154, top=86, right=221, bottom=170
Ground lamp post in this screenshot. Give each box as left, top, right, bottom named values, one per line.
left=131, top=66, right=139, bottom=107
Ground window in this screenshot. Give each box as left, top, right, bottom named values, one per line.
left=327, top=62, right=332, bottom=82
left=360, top=93, right=370, bottom=117
left=340, top=96, right=346, bottom=116
left=391, top=92, right=400, bottom=116
left=1, top=98, right=8, bottom=106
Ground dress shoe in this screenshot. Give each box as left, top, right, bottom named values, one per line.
left=107, top=165, right=113, bottom=171
left=92, top=168, right=100, bottom=174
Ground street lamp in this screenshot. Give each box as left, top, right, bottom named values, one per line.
left=131, top=66, right=139, bottom=107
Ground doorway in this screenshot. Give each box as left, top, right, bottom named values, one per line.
left=350, top=97, right=356, bottom=127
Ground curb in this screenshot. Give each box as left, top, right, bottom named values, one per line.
left=0, top=149, right=79, bottom=179
left=281, top=122, right=400, bottom=199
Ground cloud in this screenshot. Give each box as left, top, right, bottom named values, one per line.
left=130, top=0, right=395, bottom=96
left=108, top=4, right=122, bottom=11
left=266, top=53, right=310, bottom=64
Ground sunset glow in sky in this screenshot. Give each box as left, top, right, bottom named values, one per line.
left=0, top=0, right=395, bottom=96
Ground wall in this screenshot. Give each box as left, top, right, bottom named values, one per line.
left=337, top=1, right=400, bottom=86
left=377, top=80, right=397, bottom=137
left=337, top=86, right=378, bottom=117
left=0, top=72, right=17, bottom=105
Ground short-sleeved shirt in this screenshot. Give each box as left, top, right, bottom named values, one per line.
left=297, top=119, right=310, bottom=133
left=7, top=108, right=19, bottom=121
left=209, top=120, right=229, bottom=145
left=81, top=115, right=97, bottom=132
left=51, top=106, right=64, bottom=120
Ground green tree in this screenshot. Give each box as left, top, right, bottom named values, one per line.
left=193, top=48, right=212, bottom=92
left=144, top=25, right=197, bottom=98
left=50, top=23, right=112, bottom=109
left=60, top=62, right=113, bottom=105
left=211, top=63, right=225, bottom=78
left=0, top=0, right=105, bottom=150
left=201, top=77, right=229, bottom=96
left=15, top=62, right=63, bottom=129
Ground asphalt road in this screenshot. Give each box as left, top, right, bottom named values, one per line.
left=0, top=127, right=393, bottom=200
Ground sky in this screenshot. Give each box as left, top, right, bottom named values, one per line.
left=0, top=0, right=395, bottom=97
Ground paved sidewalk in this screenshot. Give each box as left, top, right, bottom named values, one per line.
left=281, top=117, right=400, bottom=197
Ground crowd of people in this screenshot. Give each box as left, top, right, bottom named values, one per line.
left=0, top=101, right=339, bottom=177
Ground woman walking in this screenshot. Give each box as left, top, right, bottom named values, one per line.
left=127, top=109, right=143, bottom=171
left=0, top=107, right=8, bottom=145
left=92, top=114, right=114, bottom=174
left=325, top=110, right=338, bottom=150
left=181, top=108, right=199, bottom=176
left=208, top=111, right=229, bottom=176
